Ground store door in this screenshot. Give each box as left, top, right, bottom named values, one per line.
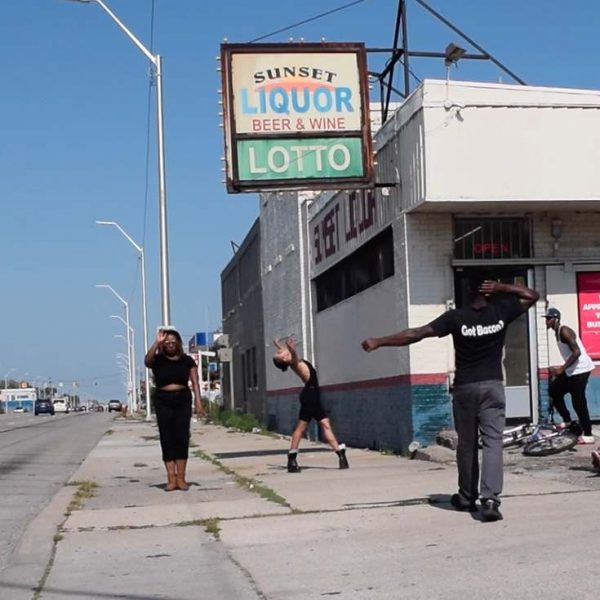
left=454, top=267, right=533, bottom=420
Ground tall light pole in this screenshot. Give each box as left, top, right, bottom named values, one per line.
left=96, top=284, right=137, bottom=412
left=67, top=0, right=172, bottom=324
left=97, top=220, right=151, bottom=420
left=115, top=350, right=130, bottom=397
left=111, top=315, right=137, bottom=413
left=4, top=368, right=15, bottom=390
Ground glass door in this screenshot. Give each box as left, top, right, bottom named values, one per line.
left=454, top=267, right=532, bottom=420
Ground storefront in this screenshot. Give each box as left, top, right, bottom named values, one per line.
left=259, top=79, right=600, bottom=450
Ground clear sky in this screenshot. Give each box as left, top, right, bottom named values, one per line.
left=1, top=0, right=599, bottom=401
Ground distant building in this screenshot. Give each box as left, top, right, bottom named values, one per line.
left=0, top=387, right=37, bottom=413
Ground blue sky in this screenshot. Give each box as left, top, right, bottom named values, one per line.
left=1, top=0, right=599, bottom=401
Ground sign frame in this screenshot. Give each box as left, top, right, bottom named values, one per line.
left=220, top=42, right=374, bottom=193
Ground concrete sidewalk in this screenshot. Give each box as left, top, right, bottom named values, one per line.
left=4, top=418, right=600, bottom=599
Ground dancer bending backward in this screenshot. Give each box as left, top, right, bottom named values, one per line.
left=145, top=327, right=205, bottom=491
left=361, top=279, right=539, bottom=522
left=272, top=338, right=349, bottom=472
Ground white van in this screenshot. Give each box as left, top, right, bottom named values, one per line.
left=53, top=399, right=69, bottom=414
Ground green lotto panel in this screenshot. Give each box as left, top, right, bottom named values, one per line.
left=236, top=137, right=364, bottom=181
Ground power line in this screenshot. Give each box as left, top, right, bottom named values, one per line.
left=249, top=0, right=368, bottom=43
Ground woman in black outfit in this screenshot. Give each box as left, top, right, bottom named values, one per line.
left=145, top=327, right=205, bottom=491
left=272, top=337, right=349, bottom=473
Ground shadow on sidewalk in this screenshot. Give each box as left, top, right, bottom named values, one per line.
left=428, top=493, right=483, bottom=521
left=214, top=448, right=331, bottom=459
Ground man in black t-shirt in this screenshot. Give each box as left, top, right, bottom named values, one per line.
left=362, top=278, right=539, bottom=522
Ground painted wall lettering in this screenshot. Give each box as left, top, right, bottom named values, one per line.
left=312, top=189, right=384, bottom=271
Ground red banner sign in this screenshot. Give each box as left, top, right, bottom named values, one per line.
left=577, top=272, right=600, bottom=359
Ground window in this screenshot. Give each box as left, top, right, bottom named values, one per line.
left=315, top=226, right=394, bottom=311
left=251, top=346, right=258, bottom=388
left=245, top=349, right=253, bottom=391
left=454, top=218, right=531, bottom=260
left=241, top=352, right=247, bottom=392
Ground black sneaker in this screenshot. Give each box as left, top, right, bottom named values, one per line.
left=287, top=455, right=300, bottom=473
left=481, top=499, right=503, bottom=522
left=450, top=493, right=477, bottom=512
left=336, top=449, right=349, bottom=469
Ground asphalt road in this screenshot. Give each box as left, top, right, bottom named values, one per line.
left=0, top=411, right=111, bottom=573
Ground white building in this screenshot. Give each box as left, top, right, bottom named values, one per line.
left=260, top=79, right=600, bottom=450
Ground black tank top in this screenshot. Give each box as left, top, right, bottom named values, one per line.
left=300, top=360, right=319, bottom=402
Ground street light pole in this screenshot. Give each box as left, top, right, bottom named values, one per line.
left=4, top=368, right=15, bottom=390
left=69, top=0, right=172, bottom=324
left=97, top=220, right=152, bottom=420
left=111, top=315, right=137, bottom=413
left=96, top=284, right=137, bottom=412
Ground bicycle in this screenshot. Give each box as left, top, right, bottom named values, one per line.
left=522, top=420, right=582, bottom=456
left=478, top=422, right=535, bottom=450
left=477, top=399, right=581, bottom=456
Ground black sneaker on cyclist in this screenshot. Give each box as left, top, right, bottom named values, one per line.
left=450, top=493, right=477, bottom=512
left=481, top=499, right=503, bottom=522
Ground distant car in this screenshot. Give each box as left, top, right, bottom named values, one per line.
left=53, top=399, right=69, bottom=414
left=108, top=400, right=123, bottom=413
left=13, top=406, right=25, bottom=413
left=35, top=399, right=55, bottom=416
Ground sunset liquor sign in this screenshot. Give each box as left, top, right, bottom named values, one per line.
left=220, top=42, right=373, bottom=193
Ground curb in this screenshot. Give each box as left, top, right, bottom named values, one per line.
left=0, top=487, right=73, bottom=600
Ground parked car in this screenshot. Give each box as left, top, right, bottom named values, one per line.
left=35, top=398, right=55, bottom=416
left=108, top=399, right=123, bottom=413
left=13, top=406, right=25, bottom=413
left=53, top=399, right=69, bottom=414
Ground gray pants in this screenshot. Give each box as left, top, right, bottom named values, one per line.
left=452, top=380, right=506, bottom=504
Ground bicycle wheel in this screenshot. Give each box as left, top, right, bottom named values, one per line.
left=523, top=433, right=578, bottom=457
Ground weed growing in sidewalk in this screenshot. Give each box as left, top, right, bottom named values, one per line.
left=194, top=450, right=289, bottom=507
left=104, top=429, right=114, bottom=436
left=208, top=408, right=262, bottom=432
left=202, top=518, right=221, bottom=539
left=174, top=518, right=221, bottom=539
left=66, top=481, right=98, bottom=513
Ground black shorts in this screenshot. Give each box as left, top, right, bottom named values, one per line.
left=298, top=387, right=327, bottom=423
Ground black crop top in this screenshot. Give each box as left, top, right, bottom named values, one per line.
left=151, top=353, right=196, bottom=388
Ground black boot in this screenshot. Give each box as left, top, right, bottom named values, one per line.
left=287, top=451, right=300, bottom=473
left=336, top=445, right=349, bottom=469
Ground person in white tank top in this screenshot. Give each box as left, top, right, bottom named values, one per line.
left=544, top=307, right=595, bottom=442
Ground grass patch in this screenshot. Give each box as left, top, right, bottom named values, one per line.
left=67, top=480, right=98, bottom=513
left=202, top=518, right=221, bottom=539
left=194, top=450, right=288, bottom=507
left=104, top=429, right=114, bottom=436
left=174, top=518, right=221, bottom=539
left=207, top=408, right=262, bottom=433
left=175, top=519, right=204, bottom=527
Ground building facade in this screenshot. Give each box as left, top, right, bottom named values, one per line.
left=220, top=219, right=267, bottom=420
left=259, top=79, right=600, bottom=451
